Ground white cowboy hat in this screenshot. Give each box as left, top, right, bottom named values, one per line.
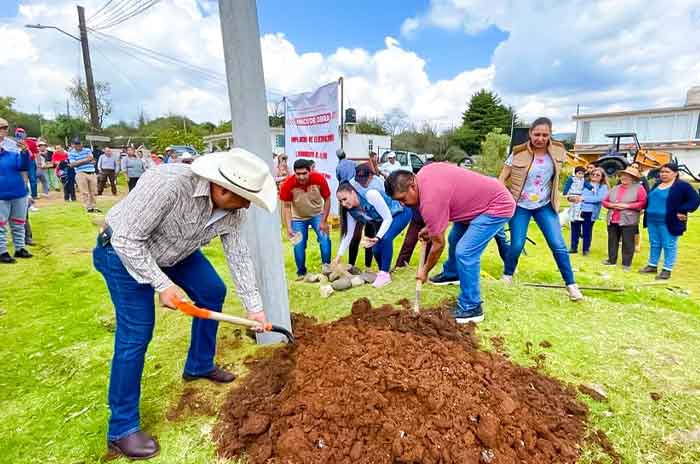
left=191, top=148, right=277, bottom=213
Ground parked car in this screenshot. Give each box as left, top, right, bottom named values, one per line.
left=380, top=150, right=425, bottom=174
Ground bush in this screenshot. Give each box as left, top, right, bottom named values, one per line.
left=151, top=129, right=205, bottom=154
left=474, top=128, right=510, bottom=177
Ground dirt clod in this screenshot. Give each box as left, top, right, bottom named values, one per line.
left=214, top=299, right=590, bottom=463
left=650, top=392, right=663, bottom=401
left=540, top=340, right=553, bottom=348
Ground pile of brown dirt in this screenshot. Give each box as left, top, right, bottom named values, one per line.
left=213, top=298, right=590, bottom=463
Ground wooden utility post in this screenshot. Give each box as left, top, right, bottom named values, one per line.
left=218, top=0, right=292, bottom=344
left=77, top=5, right=100, bottom=129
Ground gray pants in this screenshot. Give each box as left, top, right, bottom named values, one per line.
left=0, top=196, right=28, bottom=254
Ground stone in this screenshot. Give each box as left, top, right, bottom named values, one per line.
left=304, top=274, right=320, bottom=283
left=360, top=272, right=377, bottom=284
left=332, top=277, right=353, bottom=291
left=350, top=276, right=364, bottom=287
left=318, top=274, right=329, bottom=284
left=319, top=285, right=334, bottom=298
left=578, top=383, right=608, bottom=402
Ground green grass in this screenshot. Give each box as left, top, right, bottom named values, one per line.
left=1, top=194, right=700, bottom=463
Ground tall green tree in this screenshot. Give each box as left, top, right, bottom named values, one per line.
left=474, top=128, right=511, bottom=177
left=453, top=90, right=518, bottom=155
left=43, top=115, right=90, bottom=145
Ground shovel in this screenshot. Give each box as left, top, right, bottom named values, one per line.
left=414, top=243, right=428, bottom=314
left=175, top=301, right=295, bottom=344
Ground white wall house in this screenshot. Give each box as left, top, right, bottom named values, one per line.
left=573, top=87, right=700, bottom=173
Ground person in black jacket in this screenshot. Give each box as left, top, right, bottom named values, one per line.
left=639, top=163, right=700, bottom=279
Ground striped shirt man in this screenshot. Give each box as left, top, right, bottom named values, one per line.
left=105, top=164, right=262, bottom=312
left=68, top=147, right=96, bottom=173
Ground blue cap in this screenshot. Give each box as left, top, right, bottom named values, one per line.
left=71, top=136, right=82, bottom=145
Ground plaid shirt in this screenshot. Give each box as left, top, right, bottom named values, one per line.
left=105, top=164, right=263, bottom=312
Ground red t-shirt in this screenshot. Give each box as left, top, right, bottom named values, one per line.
left=279, top=172, right=331, bottom=220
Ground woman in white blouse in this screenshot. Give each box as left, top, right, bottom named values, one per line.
left=334, top=181, right=412, bottom=288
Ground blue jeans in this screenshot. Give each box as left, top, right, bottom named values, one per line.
left=371, top=208, right=412, bottom=272
left=292, top=214, right=331, bottom=276
left=442, top=225, right=509, bottom=279
left=27, top=159, right=37, bottom=199
left=441, top=214, right=510, bottom=311
left=93, top=244, right=226, bottom=441
left=0, top=196, right=28, bottom=253
left=505, top=204, right=575, bottom=285
left=647, top=221, right=679, bottom=271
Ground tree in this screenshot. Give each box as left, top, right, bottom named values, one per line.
left=458, top=90, right=518, bottom=154
left=67, top=77, right=113, bottom=129
left=151, top=128, right=204, bottom=155
left=356, top=118, right=389, bottom=136
left=0, top=96, right=44, bottom=137
left=448, top=125, right=480, bottom=157
left=43, top=115, right=90, bottom=145
left=381, top=108, right=410, bottom=135
left=474, top=128, right=511, bottom=177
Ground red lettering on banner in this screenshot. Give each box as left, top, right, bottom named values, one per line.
left=294, top=112, right=332, bottom=126
left=295, top=151, right=329, bottom=160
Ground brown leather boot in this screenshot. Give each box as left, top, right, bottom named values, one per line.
left=182, top=366, right=236, bottom=383
left=106, top=431, right=159, bottom=461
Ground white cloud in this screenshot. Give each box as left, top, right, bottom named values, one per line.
left=2, top=0, right=698, bottom=135
left=403, top=0, right=700, bottom=131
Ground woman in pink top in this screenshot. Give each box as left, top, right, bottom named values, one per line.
left=602, top=166, right=647, bottom=270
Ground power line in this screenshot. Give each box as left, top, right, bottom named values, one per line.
left=91, top=0, right=162, bottom=30
left=87, top=0, right=115, bottom=23
left=88, top=0, right=137, bottom=27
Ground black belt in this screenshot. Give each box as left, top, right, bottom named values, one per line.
left=97, top=225, right=113, bottom=247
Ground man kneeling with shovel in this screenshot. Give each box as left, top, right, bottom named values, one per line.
left=93, top=148, right=276, bottom=460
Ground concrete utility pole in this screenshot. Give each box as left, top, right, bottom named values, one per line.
left=218, top=0, right=292, bottom=344
left=77, top=5, right=100, bottom=129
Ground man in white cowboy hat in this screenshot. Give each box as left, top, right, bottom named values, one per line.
left=92, top=148, right=276, bottom=461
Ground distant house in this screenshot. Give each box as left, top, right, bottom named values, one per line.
left=573, top=87, right=700, bottom=172
left=203, top=125, right=392, bottom=161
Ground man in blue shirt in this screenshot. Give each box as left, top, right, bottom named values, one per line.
left=335, top=149, right=356, bottom=183
left=68, top=137, right=100, bottom=213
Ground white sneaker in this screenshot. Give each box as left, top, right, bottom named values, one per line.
left=321, top=264, right=331, bottom=275
left=29, top=206, right=39, bottom=212
left=567, top=284, right=584, bottom=301
left=501, top=275, right=513, bottom=285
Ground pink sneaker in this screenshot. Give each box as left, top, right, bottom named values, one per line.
left=372, top=271, right=392, bottom=288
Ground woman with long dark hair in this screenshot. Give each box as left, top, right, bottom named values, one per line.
left=639, top=163, right=700, bottom=279
left=334, top=181, right=412, bottom=288
left=498, top=117, right=583, bottom=300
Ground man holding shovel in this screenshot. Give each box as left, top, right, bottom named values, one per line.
left=93, top=148, right=276, bottom=460
left=386, top=163, right=515, bottom=323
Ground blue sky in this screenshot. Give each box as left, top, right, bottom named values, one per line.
left=256, top=0, right=507, bottom=81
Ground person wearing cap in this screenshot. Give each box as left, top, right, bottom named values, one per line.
left=68, top=136, right=100, bottom=213
left=0, top=117, right=32, bottom=263
left=93, top=148, right=275, bottom=460
left=380, top=152, right=403, bottom=178
left=335, top=149, right=356, bottom=183
left=602, top=166, right=647, bottom=271
left=97, top=147, right=120, bottom=196
left=14, top=128, right=39, bottom=200
left=163, top=146, right=175, bottom=163
left=346, top=163, right=384, bottom=271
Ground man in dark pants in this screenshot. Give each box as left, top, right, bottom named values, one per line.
left=93, top=149, right=275, bottom=460
left=97, top=147, right=119, bottom=195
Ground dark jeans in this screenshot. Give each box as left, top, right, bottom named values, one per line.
left=62, top=173, right=76, bottom=201
left=371, top=208, right=412, bottom=272
left=505, top=204, right=575, bottom=285
left=570, top=211, right=594, bottom=252
left=607, top=223, right=637, bottom=266
left=348, top=221, right=379, bottom=268
left=395, top=212, right=431, bottom=267
left=98, top=169, right=118, bottom=195
left=93, top=244, right=226, bottom=441
left=128, top=177, right=140, bottom=192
